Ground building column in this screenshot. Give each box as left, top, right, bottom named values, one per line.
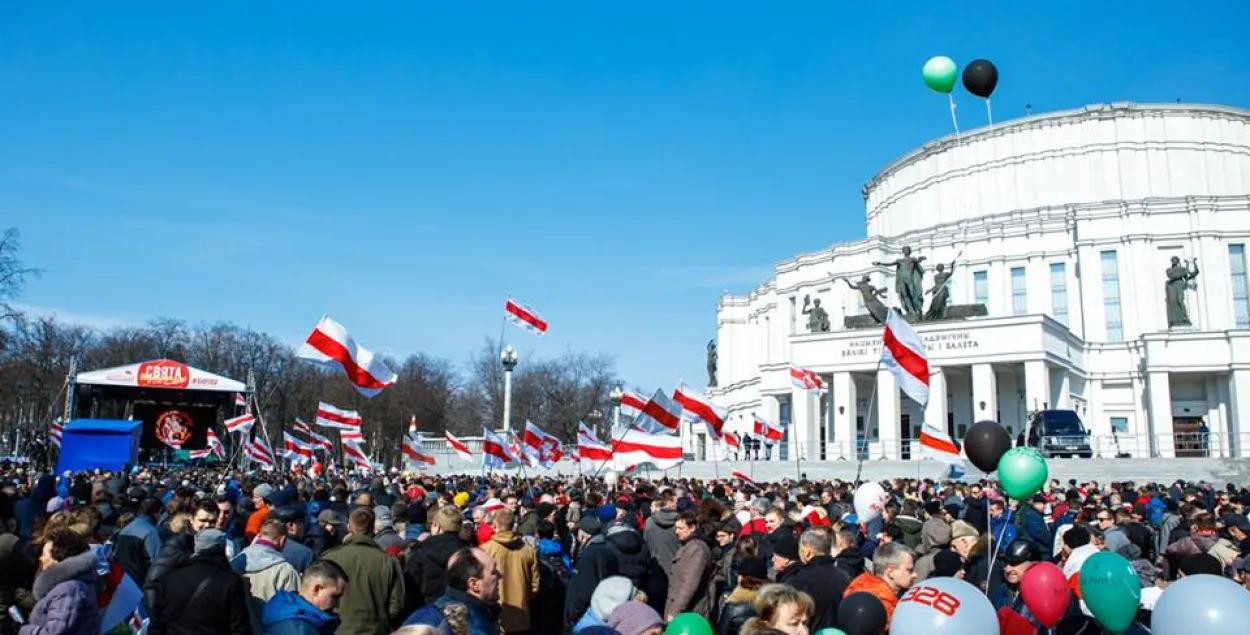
left=925, top=369, right=949, bottom=442
left=1147, top=371, right=1175, bottom=458
left=1024, top=360, right=1050, bottom=414
left=832, top=372, right=857, bottom=460
left=1051, top=366, right=1072, bottom=410
left=876, top=368, right=901, bottom=460
left=1228, top=371, right=1250, bottom=458
left=791, top=387, right=816, bottom=461
left=972, top=364, right=998, bottom=423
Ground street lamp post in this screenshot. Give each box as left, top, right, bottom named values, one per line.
left=500, top=345, right=519, bottom=432
left=609, top=386, right=623, bottom=437
left=589, top=408, right=603, bottom=440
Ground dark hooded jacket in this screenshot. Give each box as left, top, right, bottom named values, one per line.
left=781, top=555, right=849, bottom=633
left=605, top=524, right=650, bottom=590
left=148, top=550, right=251, bottom=635
left=404, top=531, right=468, bottom=609
left=143, top=531, right=195, bottom=613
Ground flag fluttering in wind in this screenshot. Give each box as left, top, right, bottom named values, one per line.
left=790, top=365, right=825, bottom=393
left=340, top=429, right=364, bottom=446
left=306, top=428, right=335, bottom=453
left=618, top=390, right=647, bottom=419
left=50, top=420, right=63, bottom=447
left=673, top=382, right=727, bottom=439
left=753, top=415, right=783, bottom=445
left=224, top=413, right=255, bottom=435
left=633, top=389, right=681, bottom=434
left=342, top=443, right=372, bottom=471
left=731, top=470, right=757, bottom=489
left=297, top=316, right=397, bottom=397
left=481, top=428, right=514, bottom=470
left=245, top=435, right=274, bottom=468
left=881, top=308, right=930, bottom=406
left=445, top=431, right=473, bottom=462
left=402, top=436, right=436, bottom=467
left=235, top=393, right=247, bottom=408
left=611, top=429, right=683, bottom=471
left=283, top=432, right=314, bottom=464
left=722, top=431, right=741, bottom=452
left=315, top=402, right=362, bottom=431
left=577, top=434, right=613, bottom=471
left=206, top=429, right=225, bottom=458
left=292, top=418, right=313, bottom=437
left=504, top=298, right=548, bottom=336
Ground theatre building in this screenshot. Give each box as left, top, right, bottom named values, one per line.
left=705, top=103, right=1250, bottom=461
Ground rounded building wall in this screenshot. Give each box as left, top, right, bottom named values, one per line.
left=864, top=103, right=1250, bottom=237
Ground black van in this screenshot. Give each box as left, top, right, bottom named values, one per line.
left=1025, top=409, right=1094, bottom=458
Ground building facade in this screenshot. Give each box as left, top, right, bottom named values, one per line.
left=705, top=103, right=1250, bottom=462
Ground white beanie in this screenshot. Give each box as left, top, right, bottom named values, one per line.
left=590, top=576, right=636, bottom=620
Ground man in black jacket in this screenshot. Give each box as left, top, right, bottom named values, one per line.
left=605, top=523, right=650, bottom=591
left=565, top=516, right=619, bottom=624
left=144, top=500, right=217, bottom=612
left=404, top=505, right=468, bottom=611
left=783, top=528, right=850, bottom=633
left=148, top=529, right=252, bottom=635
left=963, top=484, right=989, bottom=535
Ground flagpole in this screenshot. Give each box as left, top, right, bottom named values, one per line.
left=854, top=355, right=886, bottom=485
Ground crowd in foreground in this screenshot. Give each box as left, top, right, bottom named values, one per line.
left=1, top=463, right=1249, bottom=635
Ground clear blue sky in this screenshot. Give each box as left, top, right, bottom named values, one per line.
left=3, top=2, right=1249, bottom=390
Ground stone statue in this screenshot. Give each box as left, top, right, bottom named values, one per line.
left=802, top=295, right=831, bottom=332
left=706, top=339, right=718, bottom=387
left=843, top=275, right=890, bottom=324
left=924, top=259, right=957, bottom=321
left=1165, top=256, right=1200, bottom=328
left=873, top=246, right=927, bottom=317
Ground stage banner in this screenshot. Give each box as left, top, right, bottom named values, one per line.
left=133, top=403, right=217, bottom=451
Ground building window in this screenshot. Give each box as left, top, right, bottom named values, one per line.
left=1011, top=266, right=1027, bottom=315
left=1110, top=417, right=1128, bottom=433
left=1050, top=262, right=1069, bottom=326
left=1231, top=244, right=1250, bottom=328
left=1101, top=250, right=1124, bottom=342
left=973, top=270, right=989, bottom=308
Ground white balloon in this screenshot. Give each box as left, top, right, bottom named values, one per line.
left=853, top=481, right=889, bottom=523
left=603, top=470, right=619, bottom=486
left=891, top=577, right=997, bottom=635
left=1152, top=573, right=1250, bottom=635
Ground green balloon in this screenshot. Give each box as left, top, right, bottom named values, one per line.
left=665, top=613, right=713, bottom=635
left=922, top=56, right=958, bottom=94
left=997, top=447, right=1048, bottom=499
left=815, top=630, right=849, bottom=635
left=1078, top=551, right=1142, bottom=633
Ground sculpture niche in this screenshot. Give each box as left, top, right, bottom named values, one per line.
left=802, top=295, right=831, bottom=333
left=1165, top=256, right=1200, bottom=328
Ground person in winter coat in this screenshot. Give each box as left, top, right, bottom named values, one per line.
left=111, top=499, right=163, bottom=587
left=893, top=500, right=923, bottom=552
left=605, top=524, right=650, bottom=591
left=321, top=508, right=406, bottom=635
left=148, top=529, right=252, bottom=635
left=715, top=556, right=765, bottom=635
left=641, top=494, right=679, bottom=613
left=371, top=508, right=404, bottom=553
left=19, top=527, right=101, bottom=635
left=664, top=512, right=713, bottom=621
left=531, top=520, right=570, bottom=635
left=565, top=517, right=619, bottom=625
left=1016, top=496, right=1053, bottom=552
left=963, top=484, right=988, bottom=535
left=404, top=506, right=468, bottom=611
left=144, top=502, right=217, bottom=612
left=261, top=560, right=348, bottom=635
left=988, top=500, right=1018, bottom=560
left=477, top=510, right=538, bottom=635
left=571, top=577, right=640, bottom=634
left=830, top=529, right=865, bottom=580
left=843, top=542, right=916, bottom=629
left=232, top=520, right=301, bottom=625
left=913, top=519, right=953, bottom=581
left=781, top=529, right=850, bottom=633
left=402, top=547, right=503, bottom=635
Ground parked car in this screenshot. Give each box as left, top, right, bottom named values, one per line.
left=1025, top=409, right=1094, bottom=458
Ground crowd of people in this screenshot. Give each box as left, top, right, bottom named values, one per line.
left=0, top=461, right=1248, bottom=635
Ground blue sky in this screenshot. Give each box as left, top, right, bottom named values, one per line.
left=3, top=2, right=1249, bottom=390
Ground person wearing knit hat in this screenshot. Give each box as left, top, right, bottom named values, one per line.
left=572, top=577, right=638, bottom=632
left=453, top=491, right=470, bottom=508
left=607, top=601, right=663, bottom=635
left=194, top=528, right=227, bottom=555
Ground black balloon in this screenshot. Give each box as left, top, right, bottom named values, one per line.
left=962, top=59, right=999, bottom=99
left=837, top=591, right=887, bottom=635
left=963, top=420, right=1012, bottom=473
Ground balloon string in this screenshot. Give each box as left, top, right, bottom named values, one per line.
left=986, top=98, right=995, bottom=132
left=947, top=94, right=961, bottom=143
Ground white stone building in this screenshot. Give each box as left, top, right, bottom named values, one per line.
left=704, top=103, right=1250, bottom=463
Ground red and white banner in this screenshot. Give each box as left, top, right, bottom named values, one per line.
left=297, top=316, right=397, bottom=398
left=50, top=420, right=63, bottom=447
left=577, top=422, right=602, bottom=446
left=402, top=436, right=436, bottom=467
left=315, top=402, right=362, bottom=431
left=292, top=418, right=313, bottom=437
left=881, top=308, right=930, bottom=406
left=753, top=415, right=783, bottom=445
left=342, top=443, right=372, bottom=471
left=522, top=421, right=549, bottom=462
left=188, top=448, right=212, bottom=459
left=673, top=382, right=727, bottom=439
left=481, top=428, right=514, bottom=470
left=619, top=390, right=647, bottom=419
left=578, top=437, right=613, bottom=471
left=510, top=430, right=537, bottom=467
left=611, top=429, right=683, bottom=471
left=235, top=393, right=247, bottom=408
left=245, top=436, right=274, bottom=468
left=225, top=413, right=255, bottom=435
left=306, top=428, right=334, bottom=453
left=731, top=470, right=757, bottom=489
left=445, top=431, right=473, bottom=462
left=504, top=297, right=549, bottom=336
left=340, top=429, right=364, bottom=445
left=722, top=431, right=741, bottom=451
left=634, top=388, right=681, bottom=434
left=790, top=365, right=825, bottom=393
left=206, top=429, right=225, bottom=458
left=541, top=437, right=564, bottom=464
left=283, top=432, right=314, bottom=464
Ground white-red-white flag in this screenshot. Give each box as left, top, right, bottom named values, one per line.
left=481, top=428, right=514, bottom=470
left=340, top=429, right=364, bottom=446
left=619, top=390, right=647, bottom=419
left=246, top=436, right=274, bottom=468
left=881, top=308, right=930, bottom=407
left=522, top=421, right=549, bottom=463
left=315, top=402, right=362, bottom=431
left=510, top=429, right=537, bottom=467
left=633, top=388, right=681, bottom=434
left=790, top=365, right=825, bottom=393
left=292, top=418, right=313, bottom=437
left=188, top=449, right=213, bottom=459
left=753, top=414, right=783, bottom=445
left=402, top=436, right=436, bottom=467
left=342, top=443, right=372, bottom=471
left=206, top=429, right=226, bottom=458
left=672, top=382, right=727, bottom=439
left=722, top=431, right=741, bottom=451
left=578, top=422, right=602, bottom=446
left=297, top=316, right=397, bottom=397
left=731, top=470, right=757, bottom=489
left=611, top=429, right=683, bottom=471
left=578, top=436, right=613, bottom=471
left=283, top=432, right=314, bottom=464
left=235, top=393, right=247, bottom=408
left=50, top=420, right=63, bottom=447
left=225, top=413, right=255, bottom=435
left=504, top=298, right=548, bottom=336
left=306, top=428, right=335, bottom=453
left=445, top=431, right=473, bottom=462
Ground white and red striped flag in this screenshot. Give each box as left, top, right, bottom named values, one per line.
left=297, top=316, right=397, bottom=397
left=522, top=421, right=549, bottom=463
left=283, top=432, right=314, bottom=464
left=50, top=420, right=63, bottom=447
left=541, top=437, right=564, bottom=464
left=342, top=443, right=372, bottom=471
left=235, top=393, right=247, bottom=408
left=188, top=448, right=213, bottom=459
left=504, top=297, right=548, bottom=336
left=790, top=365, right=825, bottom=393
left=224, top=413, right=255, bottom=435
left=445, top=431, right=473, bottom=462
left=510, top=429, right=537, bottom=467
left=246, top=436, right=274, bottom=468
left=402, top=436, right=436, bottom=467
left=578, top=422, right=601, bottom=446
left=722, top=431, right=741, bottom=452
left=731, top=470, right=757, bottom=489
left=611, top=429, right=683, bottom=471
left=481, top=428, right=514, bottom=470
left=577, top=436, right=613, bottom=471
left=206, top=429, right=226, bottom=458
left=306, top=428, right=335, bottom=453
left=881, top=308, right=930, bottom=406
left=672, top=382, right=727, bottom=439
left=340, top=429, right=364, bottom=446
left=619, top=390, right=647, bottom=419
left=634, top=388, right=681, bottom=435
left=753, top=414, right=783, bottom=445
left=292, top=418, right=313, bottom=437
left=315, top=402, right=362, bottom=431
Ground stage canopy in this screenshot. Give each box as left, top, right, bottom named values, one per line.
left=76, top=359, right=246, bottom=393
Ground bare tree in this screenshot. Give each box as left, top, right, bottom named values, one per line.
left=0, top=228, right=41, bottom=341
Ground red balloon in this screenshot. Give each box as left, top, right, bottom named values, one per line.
left=1020, top=562, right=1071, bottom=628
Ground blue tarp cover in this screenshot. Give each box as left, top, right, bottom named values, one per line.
left=57, top=419, right=142, bottom=475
